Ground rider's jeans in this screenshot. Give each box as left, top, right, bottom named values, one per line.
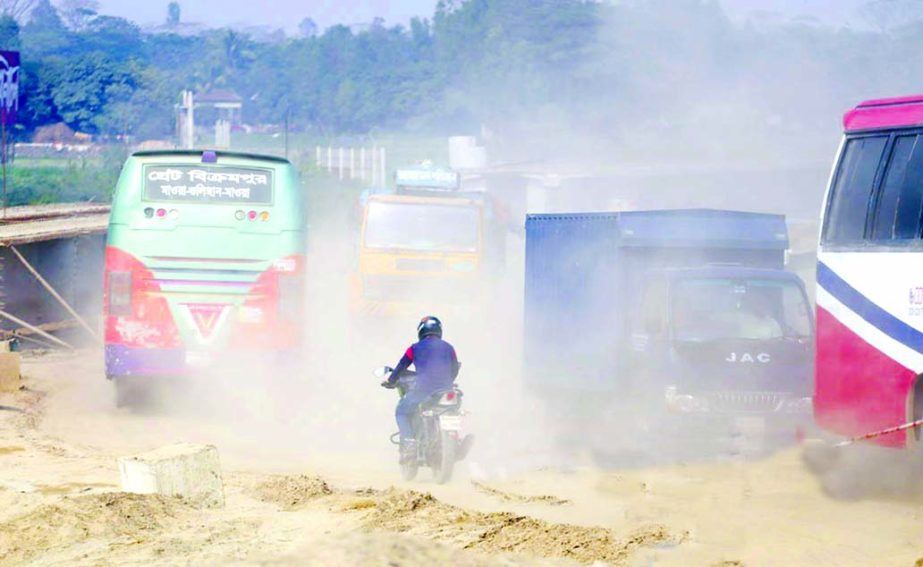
left=395, top=388, right=432, bottom=441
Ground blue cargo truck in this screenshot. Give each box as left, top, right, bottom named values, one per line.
left=524, top=209, right=814, bottom=456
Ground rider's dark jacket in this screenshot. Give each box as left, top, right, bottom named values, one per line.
left=388, top=335, right=459, bottom=392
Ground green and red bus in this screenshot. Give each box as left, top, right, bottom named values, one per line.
left=104, top=150, right=306, bottom=387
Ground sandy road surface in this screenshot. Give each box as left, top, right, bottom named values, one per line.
left=0, top=351, right=921, bottom=566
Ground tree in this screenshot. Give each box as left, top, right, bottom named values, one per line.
left=166, top=1, right=180, bottom=28
left=0, top=0, right=34, bottom=22
left=0, top=14, right=20, bottom=49
left=47, top=52, right=137, bottom=133
left=298, top=16, right=317, bottom=38
left=26, top=0, right=60, bottom=28
left=22, top=0, right=70, bottom=56
left=56, top=0, right=97, bottom=30
left=79, top=15, right=142, bottom=58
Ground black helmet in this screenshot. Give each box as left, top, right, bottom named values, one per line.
left=417, top=315, right=443, bottom=340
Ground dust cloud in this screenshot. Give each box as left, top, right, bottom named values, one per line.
left=38, top=1, right=875, bottom=479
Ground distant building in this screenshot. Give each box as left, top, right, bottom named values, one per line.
left=195, top=90, right=243, bottom=127
left=144, top=22, right=209, bottom=36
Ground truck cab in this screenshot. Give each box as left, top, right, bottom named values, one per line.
left=631, top=266, right=813, bottom=415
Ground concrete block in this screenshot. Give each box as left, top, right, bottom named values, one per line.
left=118, top=443, right=225, bottom=508
left=0, top=352, right=21, bottom=393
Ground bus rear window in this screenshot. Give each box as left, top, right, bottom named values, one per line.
left=823, top=136, right=887, bottom=243
left=143, top=165, right=274, bottom=204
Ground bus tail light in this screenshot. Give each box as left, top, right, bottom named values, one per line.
left=108, top=271, right=133, bottom=316
left=277, top=273, right=304, bottom=320
left=104, top=247, right=181, bottom=349
left=274, top=255, right=305, bottom=322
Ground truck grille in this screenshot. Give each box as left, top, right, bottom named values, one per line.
left=706, top=391, right=786, bottom=413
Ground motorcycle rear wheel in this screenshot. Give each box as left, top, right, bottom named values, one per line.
left=433, top=431, right=456, bottom=484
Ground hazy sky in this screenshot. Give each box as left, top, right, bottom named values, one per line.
left=94, top=0, right=871, bottom=32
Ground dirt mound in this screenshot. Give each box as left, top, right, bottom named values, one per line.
left=233, top=531, right=569, bottom=566
left=472, top=481, right=570, bottom=506
left=254, top=475, right=333, bottom=510
left=364, top=489, right=678, bottom=565
left=0, top=492, right=182, bottom=566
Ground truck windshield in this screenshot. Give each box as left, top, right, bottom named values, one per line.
left=672, top=278, right=812, bottom=341
left=365, top=201, right=479, bottom=252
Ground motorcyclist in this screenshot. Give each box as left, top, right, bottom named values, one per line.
left=381, top=315, right=460, bottom=463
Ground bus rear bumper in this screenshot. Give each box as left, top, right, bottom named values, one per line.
left=105, top=345, right=188, bottom=378
left=105, top=344, right=304, bottom=378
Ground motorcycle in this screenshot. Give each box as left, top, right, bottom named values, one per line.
left=376, top=366, right=472, bottom=484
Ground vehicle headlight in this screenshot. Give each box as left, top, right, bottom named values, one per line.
left=665, top=385, right=709, bottom=413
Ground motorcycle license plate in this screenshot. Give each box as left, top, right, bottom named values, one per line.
left=440, top=415, right=463, bottom=431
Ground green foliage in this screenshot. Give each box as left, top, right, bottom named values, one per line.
left=6, top=0, right=923, bottom=151
left=0, top=14, right=20, bottom=49
left=6, top=161, right=118, bottom=205
left=45, top=52, right=138, bottom=134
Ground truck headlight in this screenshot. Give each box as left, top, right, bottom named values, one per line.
left=665, top=385, right=709, bottom=413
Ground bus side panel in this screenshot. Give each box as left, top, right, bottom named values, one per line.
left=814, top=307, right=914, bottom=447
left=814, top=250, right=923, bottom=447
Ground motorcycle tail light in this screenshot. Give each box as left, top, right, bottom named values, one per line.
left=439, top=391, right=458, bottom=405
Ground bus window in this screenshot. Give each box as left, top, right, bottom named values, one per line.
left=872, top=135, right=923, bottom=241
left=823, top=135, right=887, bottom=243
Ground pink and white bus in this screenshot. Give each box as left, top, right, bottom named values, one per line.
left=816, top=95, right=923, bottom=447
